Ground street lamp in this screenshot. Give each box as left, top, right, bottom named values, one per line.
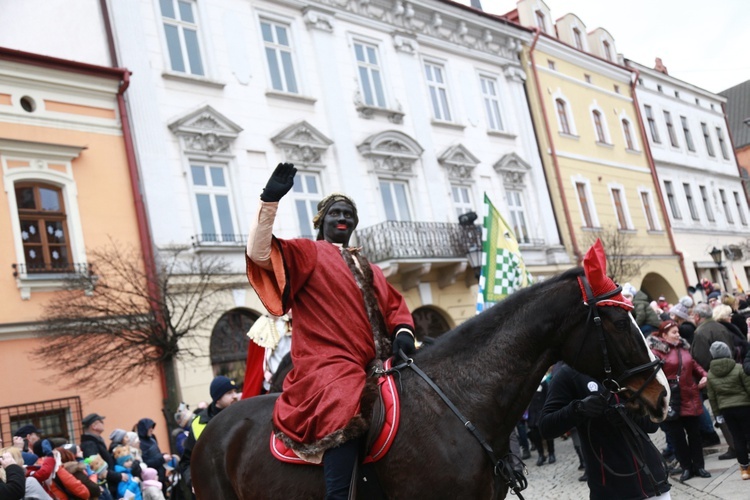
left=459, top=211, right=483, bottom=281
left=709, top=246, right=727, bottom=291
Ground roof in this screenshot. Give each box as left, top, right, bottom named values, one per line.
left=720, top=80, right=750, bottom=148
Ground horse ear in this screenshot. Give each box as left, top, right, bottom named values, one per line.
left=582, top=239, right=633, bottom=310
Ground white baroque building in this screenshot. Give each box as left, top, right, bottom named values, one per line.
left=627, top=59, right=750, bottom=295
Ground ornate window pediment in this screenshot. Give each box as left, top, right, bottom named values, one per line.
left=168, top=105, right=242, bottom=158
left=271, top=121, right=333, bottom=171
left=438, top=144, right=480, bottom=183
left=493, top=152, right=531, bottom=188
left=357, top=130, right=423, bottom=178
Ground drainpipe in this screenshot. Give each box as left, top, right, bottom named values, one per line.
left=527, top=28, right=583, bottom=265
left=628, top=67, right=690, bottom=290
left=100, top=0, right=169, bottom=404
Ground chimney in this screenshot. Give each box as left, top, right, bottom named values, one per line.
left=654, top=57, right=668, bottom=75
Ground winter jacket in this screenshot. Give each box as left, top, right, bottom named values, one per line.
left=48, top=464, right=91, bottom=500
left=539, top=364, right=670, bottom=500
left=526, top=376, right=550, bottom=428
left=678, top=321, right=696, bottom=346
left=720, top=321, right=750, bottom=362
left=0, top=463, right=25, bottom=500
left=692, top=318, right=736, bottom=371
left=24, top=475, right=53, bottom=500
left=633, top=291, right=661, bottom=330
left=178, top=402, right=222, bottom=490
left=707, top=357, right=750, bottom=416
left=744, top=349, right=750, bottom=376
left=141, top=480, right=166, bottom=500
left=649, top=335, right=706, bottom=417
left=730, top=311, right=748, bottom=337
left=136, top=419, right=165, bottom=473
left=80, top=433, right=120, bottom=498
left=113, top=465, right=142, bottom=500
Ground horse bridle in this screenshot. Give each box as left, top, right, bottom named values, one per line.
left=578, top=276, right=663, bottom=402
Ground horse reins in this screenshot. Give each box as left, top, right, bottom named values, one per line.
left=385, top=352, right=529, bottom=499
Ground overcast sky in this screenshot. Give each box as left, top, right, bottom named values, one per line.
left=455, top=0, right=749, bottom=94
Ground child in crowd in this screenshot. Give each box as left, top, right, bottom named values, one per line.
left=113, top=445, right=143, bottom=500
left=140, top=467, right=166, bottom=500
left=85, top=454, right=114, bottom=500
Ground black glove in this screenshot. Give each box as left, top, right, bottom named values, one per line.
left=574, top=394, right=608, bottom=419
left=260, top=163, right=297, bottom=202
left=392, top=332, right=416, bottom=357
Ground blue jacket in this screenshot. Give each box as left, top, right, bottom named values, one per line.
left=136, top=418, right=165, bottom=471
left=114, top=464, right=143, bottom=500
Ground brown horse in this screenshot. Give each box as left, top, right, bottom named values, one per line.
left=191, top=267, right=668, bottom=499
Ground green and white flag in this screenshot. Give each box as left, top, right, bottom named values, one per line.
left=476, top=194, right=532, bottom=312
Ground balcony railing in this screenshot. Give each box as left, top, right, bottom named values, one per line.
left=191, top=233, right=247, bottom=247
left=356, top=221, right=481, bottom=263
left=12, top=262, right=92, bottom=277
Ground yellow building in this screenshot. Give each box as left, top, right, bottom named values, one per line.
left=509, top=1, right=687, bottom=301
left=0, top=48, right=167, bottom=446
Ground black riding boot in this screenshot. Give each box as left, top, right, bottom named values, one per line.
left=323, top=439, right=359, bottom=500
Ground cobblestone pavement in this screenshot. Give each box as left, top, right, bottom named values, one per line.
left=518, top=429, right=746, bottom=499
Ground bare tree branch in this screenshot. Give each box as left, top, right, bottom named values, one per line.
left=583, top=225, right=646, bottom=284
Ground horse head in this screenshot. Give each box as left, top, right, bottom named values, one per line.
left=560, top=240, right=669, bottom=422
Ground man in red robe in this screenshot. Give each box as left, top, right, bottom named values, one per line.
left=245, top=163, right=416, bottom=499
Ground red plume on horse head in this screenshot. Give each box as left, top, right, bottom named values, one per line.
left=579, top=239, right=634, bottom=311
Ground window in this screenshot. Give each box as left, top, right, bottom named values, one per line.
left=734, top=191, right=748, bottom=225
left=593, top=110, right=607, bottom=143
left=479, top=76, right=504, bottom=131
left=663, top=111, right=679, bottom=147
left=657, top=84, right=663, bottom=93
left=556, top=99, right=571, bottom=134
left=614, top=84, right=620, bottom=94
left=160, top=0, right=204, bottom=76
left=292, top=172, right=322, bottom=238
left=644, top=105, right=660, bottom=143
left=190, top=164, right=237, bottom=242
left=260, top=19, right=298, bottom=93
left=720, top=189, right=733, bottom=223
left=622, top=119, right=635, bottom=150
left=452, top=185, right=474, bottom=219
left=3, top=397, right=83, bottom=444
left=354, top=41, right=386, bottom=107
left=575, top=182, right=593, bottom=227
left=664, top=180, right=681, bottom=219
left=506, top=189, right=529, bottom=243
left=674, top=90, right=680, bottom=98
left=15, top=183, right=72, bottom=273
left=683, top=183, right=699, bottom=220
left=681, top=116, right=695, bottom=151
left=640, top=190, right=658, bottom=230
left=584, top=74, right=591, bottom=83
left=610, top=188, right=629, bottom=229
left=210, top=309, right=257, bottom=382
left=548, top=60, right=556, bottom=70
left=701, top=123, right=715, bottom=157
left=424, top=61, right=452, bottom=121
left=699, top=185, right=714, bottom=221
left=380, top=180, right=412, bottom=221
left=602, top=40, right=612, bottom=61
left=717, top=127, right=730, bottom=159
left=573, top=28, right=583, bottom=50
left=695, top=98, right=700, bottom=105
left=535, top=10, right=546, bottom=33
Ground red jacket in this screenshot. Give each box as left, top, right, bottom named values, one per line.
left=649, top=336, right=707, bottom=417
left=48, top=465, right=91, bottom=500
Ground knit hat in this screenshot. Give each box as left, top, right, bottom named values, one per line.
left=670, top=303, right=690, bottom=320
left=84, top=455, right=108, bottom=475
left=109, top=428, right=127, bottom=445
left=708, top=291, right=721, bottom=301
left=142, top=467, right=158, bottom=482
left=116, top=454, right=133, bottom=466
left=679, top=296, right=694, bottom=308
left=710, top=341, right=732, bottom=359
left=621, top=282, right=637, bottom=299
left=210, top=376, right=238, bottom=403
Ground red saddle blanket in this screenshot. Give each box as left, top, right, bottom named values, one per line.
left=270, top=358, right=400, bottom=465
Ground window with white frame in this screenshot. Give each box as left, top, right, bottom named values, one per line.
left=575, top=181, right=595, bottom=228
left=663, top=111, right=679, bottom=147
left=479, top=75, right=504, bottom=131
left=683, top=183, right=700, bottom=221
left=734, top=191, right=748, bottom=225
left=451, top=185, right=474, bottom=219
left=716, top=127, right=730, bottom=159
left=621, top=118, right=635, bottom=150
left=190, top=163, right=237, bottom=242
left=556, top=98, right=571, bottom=134
left=609, top=187, right=631, bottom=230
left=592, top=109, right=608, bottom=143
left=379, top=180, right=412, bottom=221
left=424, top=61, right=452, bottom=121
left=639, top=189, right=659, bottom=230
left=354, top=41, right=386, bottom=108
left=506, top=189, right=530, bottom=243
left=535, top=10, right=547, bottom=33
left=681, top=116, right=695, bottom=151
left=701, top=122, right=715, bottom=157
left=292, top=172, right=321, bottom=238
left=602, top=40, right=613, bottom=61
left=573, top=28, right=584, bottom=50
left=698, top=184, right=714, bottom=222
left=644, top=105, right=660, bottom=143
left=159, top=0, right=205, bottom=76
left=719, top=189, right=733, bottom=224
left=260, top=18, right=298, bottom=93
left=664, top=180, right=681, bottom=219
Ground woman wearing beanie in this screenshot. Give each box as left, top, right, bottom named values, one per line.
left=649, top=320, right=710, bottom=482
left=707, top=340, right=750, bottom=480
left=107, top=429, right=129, bottom=455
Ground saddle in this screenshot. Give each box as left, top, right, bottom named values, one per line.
left=270, top=358, right=400, bottom=465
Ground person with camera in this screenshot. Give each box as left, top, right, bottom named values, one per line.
left=649, top=320, right=709, bottom=482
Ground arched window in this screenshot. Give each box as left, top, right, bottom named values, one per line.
left=556, top=99, right=571, bottom=134
left=15, top=182, right=72, bottom=273
left=411, top=306, right=452, bottom=342
left=622, top=119, right=634, bottom=150
left=209, top=309, right=259, bottom=382
left=593, top=110, right=606, bottom=143
left=602, top=40, right=612, bottom=61
left=573, top=28, right=583, bottom=50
